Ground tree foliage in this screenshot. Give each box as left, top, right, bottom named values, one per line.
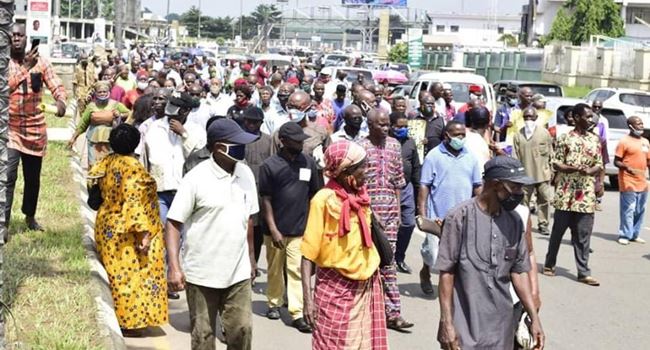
left=388, top=42, right=408, bottom=63
left=547, top=0, right=624, bottom=45
left=498, top=33, right=518, bottom=47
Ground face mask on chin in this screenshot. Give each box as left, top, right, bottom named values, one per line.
left=630, top=125, right=644, bottom=137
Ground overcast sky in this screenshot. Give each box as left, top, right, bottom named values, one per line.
left=141, top=0, right=526, bottom=18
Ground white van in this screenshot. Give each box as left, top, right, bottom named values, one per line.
left=408, top=72, right=497, bottom=114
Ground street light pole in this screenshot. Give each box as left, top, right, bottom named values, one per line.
left=198, top=0, right=201, bottom=38
left=239, top=0, right=243, bottom=39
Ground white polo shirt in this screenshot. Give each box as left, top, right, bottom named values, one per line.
left=167, top=158, right=259, bottom=289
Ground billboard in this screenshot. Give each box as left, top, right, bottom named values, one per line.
left=342, top=0, right=407, bottom=6
left=27, top=0, right=52, bottom=57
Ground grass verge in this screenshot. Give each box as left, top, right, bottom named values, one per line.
left=42, top=93, right=73, bottom=129
left=563, top=85, right=591, bottom=99
left=3, top=142, right=102, bottom=350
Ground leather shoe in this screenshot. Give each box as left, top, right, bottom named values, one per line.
left=419, top=267, right=434, bottom=295
left=167, top=291, right=180, bottom=300
left=292, top=317, right=312, bottom=333
left=266, top=307, right=281, bottom=320
left=26, top=217, right=44, bottom=232
left=387, top=316, right=414, bottom=332
left=396, top=261, right=412, bottom=274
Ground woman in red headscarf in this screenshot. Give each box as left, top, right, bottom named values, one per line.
left=301, top=140, right=387, bottom=350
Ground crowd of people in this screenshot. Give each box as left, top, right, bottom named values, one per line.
left=7, top=21, right=650, bottom=350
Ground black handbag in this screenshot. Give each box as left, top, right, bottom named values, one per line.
left=87, top=183, right=103, bottom=211
left=371, top=213, right=394, bottom=268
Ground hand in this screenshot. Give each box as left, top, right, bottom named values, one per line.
left=270, top=230, right=285, bottom=249
left=67, top=136, right=77, bottom=150
left=168, top=267, right=186, bottom=292
left=421, top=138, right=428, bottom=145
left=303, top=293, right=315, bottom=327
left=23, top=47, right=39, bottom=70
left=530, top=316, right=545, bottom=349
left=437, top=321, right=461, bottom=350
left=505, top=121, right=513, bottom=128
left=136, top=233, right=151, bottom=255
left=596, top=186, right=604, bottom=198
left=55, top=100, right=67, bottom=117
left=169, top=119, right=186, bottom=136
left=112, top=109, right=122, bottom=119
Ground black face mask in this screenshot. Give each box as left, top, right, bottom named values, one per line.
left=347, top=117, right=363, bottom=130
left=285, top=146, right=303, bottom=156
left=277, top=93, right=290, bottom=104
left=500, top=184, right=524, bottom=211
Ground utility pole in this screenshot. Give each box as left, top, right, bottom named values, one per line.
left=198, top=0, right=202, bottom=38
left=115, top=0, right=124, bottom=49
left=239, top=0, right=243, bottom=38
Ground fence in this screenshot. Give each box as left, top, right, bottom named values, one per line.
left=421, top=50, right=543, bottom=83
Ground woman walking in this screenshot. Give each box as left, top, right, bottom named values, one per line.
left=88, top=124, right=168, bottom=336
left=301, top=140, right=387, bottom=350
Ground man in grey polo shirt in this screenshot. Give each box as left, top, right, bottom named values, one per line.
left=166, top=119, right=259, bottom=350
left=436, top=156, right=544, bottom=350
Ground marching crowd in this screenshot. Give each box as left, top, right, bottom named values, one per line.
left=7, top=21, right=650, bottom=350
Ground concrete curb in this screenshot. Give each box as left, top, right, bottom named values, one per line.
left=63, top=101, right=126, bottom=350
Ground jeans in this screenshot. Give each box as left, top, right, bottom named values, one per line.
left=5, top=148, right=43, bottom=225
left=186, top=280, right=252, bottom=350
left=619, top=191, right=648, bottom=240
left=544, top=210, right=594, bottom=278
left=395, top=183, right=416, bottom=264
left=157, top=191, right=176, bottom=224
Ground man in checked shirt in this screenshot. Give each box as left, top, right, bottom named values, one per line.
left=4, top=24, right=67, bottom=232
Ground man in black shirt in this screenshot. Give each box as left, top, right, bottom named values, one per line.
left=259, top=122, right=321, bottom=333
left=408, top=93, right=445, bottom=162
left=390, top=112, right=421, bottom=274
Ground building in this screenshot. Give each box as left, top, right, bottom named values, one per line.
left=530, top=0, right=650, bottom=41
left=423, top=12, right=522, bottom=50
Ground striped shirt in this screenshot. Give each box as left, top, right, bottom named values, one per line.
left=9, top=57, right=67, bottom=156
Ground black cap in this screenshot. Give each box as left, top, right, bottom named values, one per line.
left=207, top=119, right=259, bottom=146
left=242, top=106, right=264, bottom=121
left=483, top=156, right=534, bottom=185
left=165, top=91, right=201, bottom=116
left=279, top=122, right=309, bottom=142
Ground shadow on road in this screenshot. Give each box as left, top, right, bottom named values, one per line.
left=643, top=254, right=650, bottom=261
left=536, top=262, right=577, bottom=281
left=591, top=231, right=618, bottom=242
left=169, top=310, right=191, bottom=333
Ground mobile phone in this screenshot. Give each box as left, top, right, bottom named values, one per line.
left=30, top=38, right=40, bottom=52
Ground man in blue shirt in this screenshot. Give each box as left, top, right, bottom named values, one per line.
left=417, top=120, right=483, bottom=294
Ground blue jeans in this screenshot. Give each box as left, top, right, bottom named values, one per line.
left=619, top=191, right=648, bottom=240
left=395, top=183, right=416, bottom=263
left=158, top=191, right=176, bottom=224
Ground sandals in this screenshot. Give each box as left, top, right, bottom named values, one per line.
left=542, top=267, right=555, bottom=276
left=387, top=316, right=414, bottom=332
left=578, top=276, right=600, bottom=286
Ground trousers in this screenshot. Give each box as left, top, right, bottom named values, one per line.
left=544, top=209, right=594, bottom=278
left=396, top=183, right=416, bottom=263
left=523, top=181, right=553, bottom=230
left=5, top=148, right=43, bottom=225
left=618, top=191, right=648, bottom=240
left=265, top=235, right=304, bottom=320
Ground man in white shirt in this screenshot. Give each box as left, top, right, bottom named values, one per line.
left=330, top=105, right=367, bottom=143
left=166, top=119, right=259, bottom=350
left=204, top=78, right=233, bottom=117
left=261, top=83, right=294, bottom=135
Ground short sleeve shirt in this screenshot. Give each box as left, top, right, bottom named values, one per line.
left=258, top=153, right=321, bottom=236
left=552, top=130, right=603, bottom=213
left=615, top=134, right=650, bottom=192
left=167, top=159, right=259, bottom=289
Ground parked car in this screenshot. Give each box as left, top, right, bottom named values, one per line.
left=409, top=72, right=497, bottom=114
left=381, top=62, right=412, bottom=77
left=322, top=54, right=352, bottom=67
left=548, top=96, right=628, bottom=185
left=389, top=85, right=413, bottom=99
left=328, top=66, right=375, bottom=85
left=584, top=87, right=650, bottom=129
left=493, top=80, right=564, bottom=104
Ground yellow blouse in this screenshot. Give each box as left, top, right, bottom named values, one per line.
left=301, top=188, right=380, bottom=281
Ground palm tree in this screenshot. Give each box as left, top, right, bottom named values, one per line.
left=0, top=1, right=14, bottom=344
left=250, top=4, right=282, bottom=52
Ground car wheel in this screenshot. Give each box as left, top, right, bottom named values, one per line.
left=608, top=175, right=619, bottom=189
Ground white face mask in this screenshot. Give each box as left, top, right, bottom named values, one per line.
left=137, top=81, right=148, bottom=90
left=524, top=120, right=537, bottom=131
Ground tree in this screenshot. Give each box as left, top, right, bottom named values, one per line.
left=498, top=33, right=518, bottom=47
left=166, top=13, right=181, bottom=22
left=250, top=4, right=282, bottom=42
left=180, top=6, right=201, bottom=37
left=546, top=0, right=624, bottom=45
left=388, top=42, right=408, bottom=63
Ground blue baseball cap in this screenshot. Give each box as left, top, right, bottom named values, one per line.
left=207, top=119, right=258, bottom=147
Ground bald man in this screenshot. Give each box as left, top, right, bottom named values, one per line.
left=262, top=82, right=296, bottom=135
left=330, top=104, right=366, bottom=143
left=360, top=109, right=414, bottom=330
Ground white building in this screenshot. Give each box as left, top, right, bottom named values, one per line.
left=533, top=0, right=650, bottom=40
left=423, top=12, right=522, bottom=50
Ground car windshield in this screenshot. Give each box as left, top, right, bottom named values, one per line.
left=525, top=84, right=562, bottom=97
left=602, top=109, right=628, bottom=129
left=619, top=93, right=650, bottom=107
left=341, top=69, right=373, bottom=83
left=327, top=55, right=349, bottom=62
left=431, top=82, right=483, bottom=103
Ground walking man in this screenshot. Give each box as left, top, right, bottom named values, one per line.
left=436, top=156, right=544, bottom=350
left=166, top=119, right=259, bottom=350
left=513, top=107, right=554, bottom=235
left=360, top=109, right=414, bottom=330
left=417, top=121, right=482, bottom=295
left=614, top=116, right=650, bottom=245
left=6, top=23, right=67, bottom=231
left=544, top=103, right=603, bottom=286
left=260, top=122, right=321, bottom=333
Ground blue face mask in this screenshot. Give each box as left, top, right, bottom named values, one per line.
left=508, top=98, right=518, bottom=107
left=219, top=143, right=246, bottom=161
left=448, top=136, right=465, bottom=151
left=96, top=95, right=110, bottom=103
left=289, top=108, right=312, bottom=123
left=392, top=127, right=408, bottom=140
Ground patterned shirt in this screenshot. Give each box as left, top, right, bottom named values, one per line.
left=552, top=130, right=603, bottom=213
left=313, top=98, right=335, bottom=130
left=9, top=57, right=67, bottom=156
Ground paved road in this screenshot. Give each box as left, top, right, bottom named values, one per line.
left=124, top=186, right=650, bottom=350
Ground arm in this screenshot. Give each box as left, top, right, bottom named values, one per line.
left=301, top=257, right=316, bottom=326
left=69, top=107, right=93, bottom=147
left=165, top=219, right=186, bottom=291
left=437, top=271, right=460, bottom=350
left=42, top=59, right=68, bottom=115
left=525, top=215, right=541, bottom=310
left=417, top=185, right=430, bottom=218
left=411, top=143, right=422, bottom=188
left=512, top=272, right=545, bottom=349
left=247, top=217, right=256, bottom=280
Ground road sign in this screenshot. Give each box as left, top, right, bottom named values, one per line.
left=408, top=28, right=423, bottom=69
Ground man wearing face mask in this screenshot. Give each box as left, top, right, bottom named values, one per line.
left=300, top=75, right=314, bottom=94
left=166, top=118, right=259, bottom=350
left=259, top=122, right=321, bottom=333
left=544, top=103, right=603, bottom=287
left=417, top=121, right=483, bottom=295
left=187, top=83, right=218, bottom=130
left=436, top=156, right=544, bottom=350
left=513, top=107, right=554, bottom=236
left=360, top=109, right=413, bottom=331
left=330, top=105, right=367, bottom=143
left=390, top=112, right=421, bottom=274
left=262, top=82, right=295, bottom=135
left=496, top=86, right=533, bottom=143
left=311, top=81, right=335, bottom=130
left=122, top=70, right=149, bottom=110
left=73, top=52, right=96, bottom=119
left=408, top=93, right=445, bottom=162
left=204, top=78, right=234, bottom=117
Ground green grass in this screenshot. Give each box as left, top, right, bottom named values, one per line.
left=3, top=142, right=103, bottom=350
left=42, top=94, right=73, bottom=129
left=563, top=85, right=592, bottom=99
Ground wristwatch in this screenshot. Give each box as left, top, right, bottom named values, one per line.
left=181, top=131, right=189, bottom=139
